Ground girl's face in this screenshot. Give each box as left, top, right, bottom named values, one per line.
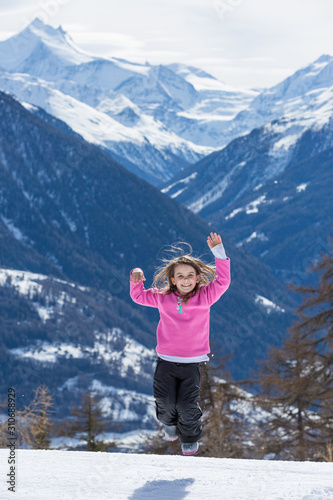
left=171, top=264, right=201, bottom=295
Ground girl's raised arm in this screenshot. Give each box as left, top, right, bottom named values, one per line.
left=129, top=268, right=159, bottom=308
left=204, top=232, right=230, bottom=304
left=207, top=232, right=222, bottom=249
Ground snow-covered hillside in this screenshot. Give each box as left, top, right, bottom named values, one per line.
left=0, top=267, right=285, bottom=442
left=214, top=54, right=333, bottom=149
left=163, top=75, right=333, bottom=214
left=1, top=20, right=332, bottom=187
left=0, top=18, right=257, bottom=184
left=1, top=449, right=332, bottom=500
left=0, top=265, right=157, bottom=429
left=0, top=70, right=208, bottom=184
left=158, top=53, right=333, bottom=286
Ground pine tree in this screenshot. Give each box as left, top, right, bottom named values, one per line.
left=288, top=245, right=333, bottom=460
left=67, top=391, right=113, bottom=451
left=255, top=330, right=321, bottom=460
left=255, top=242, right=333, bottom=461
left=198, top=360, right=248, bottom=458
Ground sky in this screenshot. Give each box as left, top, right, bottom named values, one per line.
left=0, top=0, right=332, bottom=89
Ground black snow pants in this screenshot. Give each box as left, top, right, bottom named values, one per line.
left=153, top=358, right=203, bottom=443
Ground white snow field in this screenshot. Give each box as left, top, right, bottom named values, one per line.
left=1, top=450, right=333, bottom=500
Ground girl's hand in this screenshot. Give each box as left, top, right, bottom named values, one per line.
left=130, top=268, right=146, bottom=284
left=207, top=232, right=222, bottom=249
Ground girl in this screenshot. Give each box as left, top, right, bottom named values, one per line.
left=129, top=232, right=230, bottom=455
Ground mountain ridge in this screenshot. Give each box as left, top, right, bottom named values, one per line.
left=0, top=18, right=257, bottom=184
left=0, top=89, right=295, bottom=409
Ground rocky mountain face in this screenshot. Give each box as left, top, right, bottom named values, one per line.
left=0, top=267, right=157, bottom=430
left=0, top=18, right=257, bottom=186
left=2, top=21, right=330, bottom=433
left=162, top=56, right=333, bottom=285
left=0, top=91, right=295, bottom=429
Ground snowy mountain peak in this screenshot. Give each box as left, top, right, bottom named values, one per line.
left=28, top=17, right=65, bottom=37
left=166, top=62, right=219, bottom=81
left=314, top=54, right=333, bottom=64
left=0, top=19, right=259, bottom=179
left=0, top=17, right=93, bottom=72
left=257, top=53, right=333, bottom=103
left=26, top=18, right=78, bottom=50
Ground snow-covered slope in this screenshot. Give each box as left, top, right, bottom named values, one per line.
left=0, top=90, right=295, bottom=386
left=161, top=54, right=333, bottom=193
left=1, top=449, right=332, bottom=500
left=160, top=58, right=333, bottom=281
left=0, top=69, right=207, bottom=183
left=1, top=21, right=332, bottom=187
left=0, top=18, right=93, bottom=72
left=216, top=54, right=333, bottom=147
left=163, top=70, right=333, bottom=213
left=0, top=19, right=257, bottom=184
left=161, top=117, right=333, bottom=285
left=0, top=265, right=157, bottom=429
left=0, top=267, right=286, bottom=444
left=245, top=54, right=333, bottom=121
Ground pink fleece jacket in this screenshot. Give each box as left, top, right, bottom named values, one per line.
left=130, top=257, right=230, bottom=357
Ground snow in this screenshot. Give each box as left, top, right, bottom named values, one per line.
left=0, top=69, right=210, bottom=178
left=1, top=22, right=333, bottom=189
left=169, top=80, right=333, bottom=210
left=271, top=133, right=302, bottom=153
left=225, top=195, right=271, bottom=220
left=236, top=232, right=269, bottom=247
left=0, top=19, right=260, bottom=182
left=174, top=56, right=333, bottom=210
left=91, top=330, right=156, bottom=376
left=186, top=75, right=243, bottom=93
left=1, top=216, right=29, bottom=243
left=9, top=328, right=155, bottom=375
left=60, top=210, right=77, bottom=232
left=1, top=449, right=333, bottom=500
left=20, top=101, right=39, bottom=112
left=161, top=172, right=198, bottom=194
left=0, top=269, right=47, bottom=296
left=51, top=429, right=155, bottom=454
left=33, top=305, right=54, bottom=322
left=189, top=161, right=247, bottom=213
left=0, top=268, right=86, bottom=294
left=225, top=208, right=243, bottom=220
left=58, top=378, right=155, bottom=427
left=0, top=18, right=94, bottom=72
left=10, top=342, right=84, bottom=363
left=254, top=294, right=285, bottom=314
left=89, top=380, right=155, bottom=422
left=296, top=183, right=308, bottom=193
left=170, top=188, right=187, bottom=199
left=0, top=268, right=86, bottom=321
left=245, top=195, right=267, bottom=214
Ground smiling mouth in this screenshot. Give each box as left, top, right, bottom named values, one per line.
left=182, top=284, right=191, bottom=288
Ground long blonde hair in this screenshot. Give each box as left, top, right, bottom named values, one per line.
left=152, top=243, right=216, bottom=304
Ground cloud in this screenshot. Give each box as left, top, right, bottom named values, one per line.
left=0, top=0, right=39, bottom=14
left=66, top=26, right=189, bottom=62
left=0, top=31, right=16, bottom=41
left=0, top=0, right=332, bottom=88
left=186, top=56, right=296, bottom=89
left=67, top=30, right=145, bottom=50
